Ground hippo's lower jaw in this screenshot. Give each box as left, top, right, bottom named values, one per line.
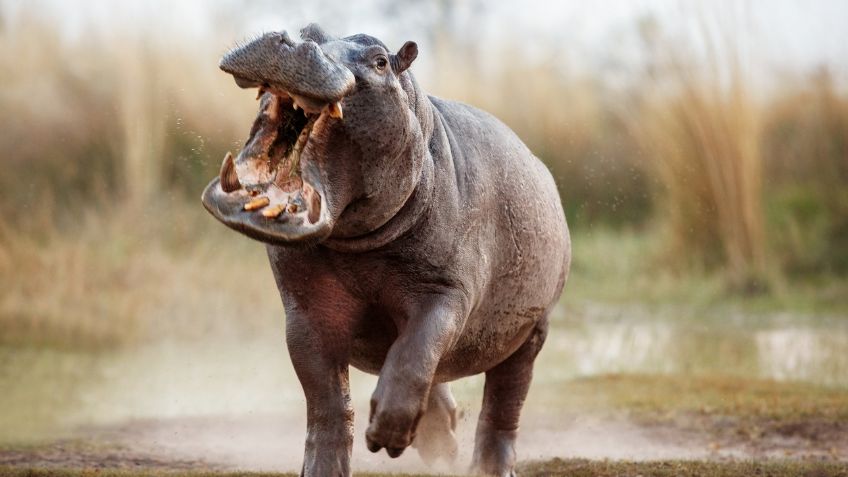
left=201, top=90, right=338, bottom=246
left=201, top=175, right=331, bottom=246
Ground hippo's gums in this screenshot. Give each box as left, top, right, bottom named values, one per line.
left=201, top=24, right=570, bottom=477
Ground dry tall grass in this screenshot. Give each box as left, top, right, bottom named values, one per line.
left=760, top=70, right=848, bottom=275
left=0, top=203, right=280, bottom=347
left=0, top=6, right=272, bottom=346
left=626, top=19, right=768, bottom=290
left=0, top=6, right=253, bottom=219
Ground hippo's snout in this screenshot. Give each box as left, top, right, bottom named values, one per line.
left=219, top=31, right=354, bottom=105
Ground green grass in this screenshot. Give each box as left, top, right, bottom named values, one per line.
left=566, top=227, right=848, bottom=314
left=543, top=374, right=848, bottom=420
left=521, top=458, right=848, bottom=477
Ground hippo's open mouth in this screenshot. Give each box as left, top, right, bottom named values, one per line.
left=201, top=87, right=343, bottom=245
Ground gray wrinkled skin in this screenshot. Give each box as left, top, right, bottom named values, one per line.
left=202, top=24, right=570, bottom=477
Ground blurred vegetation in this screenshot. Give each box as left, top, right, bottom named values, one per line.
left=1, top=3, right=847, bottom=346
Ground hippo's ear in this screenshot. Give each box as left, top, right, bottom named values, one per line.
left=300, top=23, right=334, bottom=43
left=392, top=41, right=418, bottom=74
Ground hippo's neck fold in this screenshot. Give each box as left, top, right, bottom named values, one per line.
left=321, top=139, right=435, bottom=253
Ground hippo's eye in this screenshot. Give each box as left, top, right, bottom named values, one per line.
left=375, top=57, right=388, bottom=71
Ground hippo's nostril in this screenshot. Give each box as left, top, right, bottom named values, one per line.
left=278, top=31, right=295, bottom=47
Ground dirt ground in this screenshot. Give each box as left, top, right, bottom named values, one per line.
left=1, top=409, right=845, bottom=475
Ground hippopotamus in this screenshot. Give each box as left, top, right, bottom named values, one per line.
left=201, top=24, right=570, bottom=477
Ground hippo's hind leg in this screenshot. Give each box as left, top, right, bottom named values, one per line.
left=471, top=318, right=549, bottom=477
left=412, top=382, right=459, bottom=464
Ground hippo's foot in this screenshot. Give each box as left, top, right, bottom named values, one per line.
left=471, top=319, right=549, bottom=476
left=412, top=383, right=459, bottom=464
left=301, top=439, right=350, bottom=477
left=470, top=424, right=517, bottom=477
left=365, top=392, right=423, bottom=458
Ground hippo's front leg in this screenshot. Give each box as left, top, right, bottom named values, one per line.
left=365, top=294, right=464, bottom=457
left=285, top=306, right=357, bottom=477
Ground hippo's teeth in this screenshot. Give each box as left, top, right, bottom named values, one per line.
left=266, top=94, right=278, bottom=120
left=292, top=100, right=300, bottom=111
left=219, top=152, right=241, bottom=193
left=261, top=204, right=285, bottom=218
left=256, top=87, right=266, bottom=100
left=328, top=101, right=343, bottom=119
left=303, top=182, right=321, bottom=224
left=244, top=197, right=270, bottom=211
left=287, top=203, right=299, bottom=214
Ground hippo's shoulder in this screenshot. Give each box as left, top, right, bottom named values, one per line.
left=427, top=95, right=543, bottom=178
left=428, top=96, right=524, bottom=146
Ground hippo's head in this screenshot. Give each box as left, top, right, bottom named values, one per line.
left=202, top=24, right=427, bottom=246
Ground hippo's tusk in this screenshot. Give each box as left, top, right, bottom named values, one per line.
left=265, top=94, right=279, bottom=121
left=303, top=182, right=321, bottom=224
left=219, top=152, right=242, bottom=193
left=244, top=196, right=270, bottom=211
left=328, top=101, right=343, bottom=119
left=287, top=203, right=299, bottom=214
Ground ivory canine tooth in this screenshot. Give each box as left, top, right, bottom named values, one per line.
left=328, top=101, right=343, bottom=119
left=266, top=94, right=278, bottom=120
left=256, top=87, right=266, bottom=100
left=244, top=196, right=270, bottom=211
left=261, top=204, right=285, bottom=218
left=219, top=152, right=241, bottom=193
left=303, top=183, right=321, bottom=224
left=287, top=203, right=299, bottom=214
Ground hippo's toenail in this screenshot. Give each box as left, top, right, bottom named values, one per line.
left=366, top=439, right=382, bottom=453
left=386, top=447, right=405, bottom=458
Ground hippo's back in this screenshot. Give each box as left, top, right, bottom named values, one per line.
left=429, top=97, right=570, bottom=378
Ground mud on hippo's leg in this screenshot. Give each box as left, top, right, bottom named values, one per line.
left=471, top=318, right=549, bottom=477
left=365, top=295, right=464, bottom=458
left=412, top=382, right=459, bottom=464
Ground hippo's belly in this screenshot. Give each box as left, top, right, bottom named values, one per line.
left=348, top=209, right=568, bottom=381
left=348, top=305, right=541, bottom=381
